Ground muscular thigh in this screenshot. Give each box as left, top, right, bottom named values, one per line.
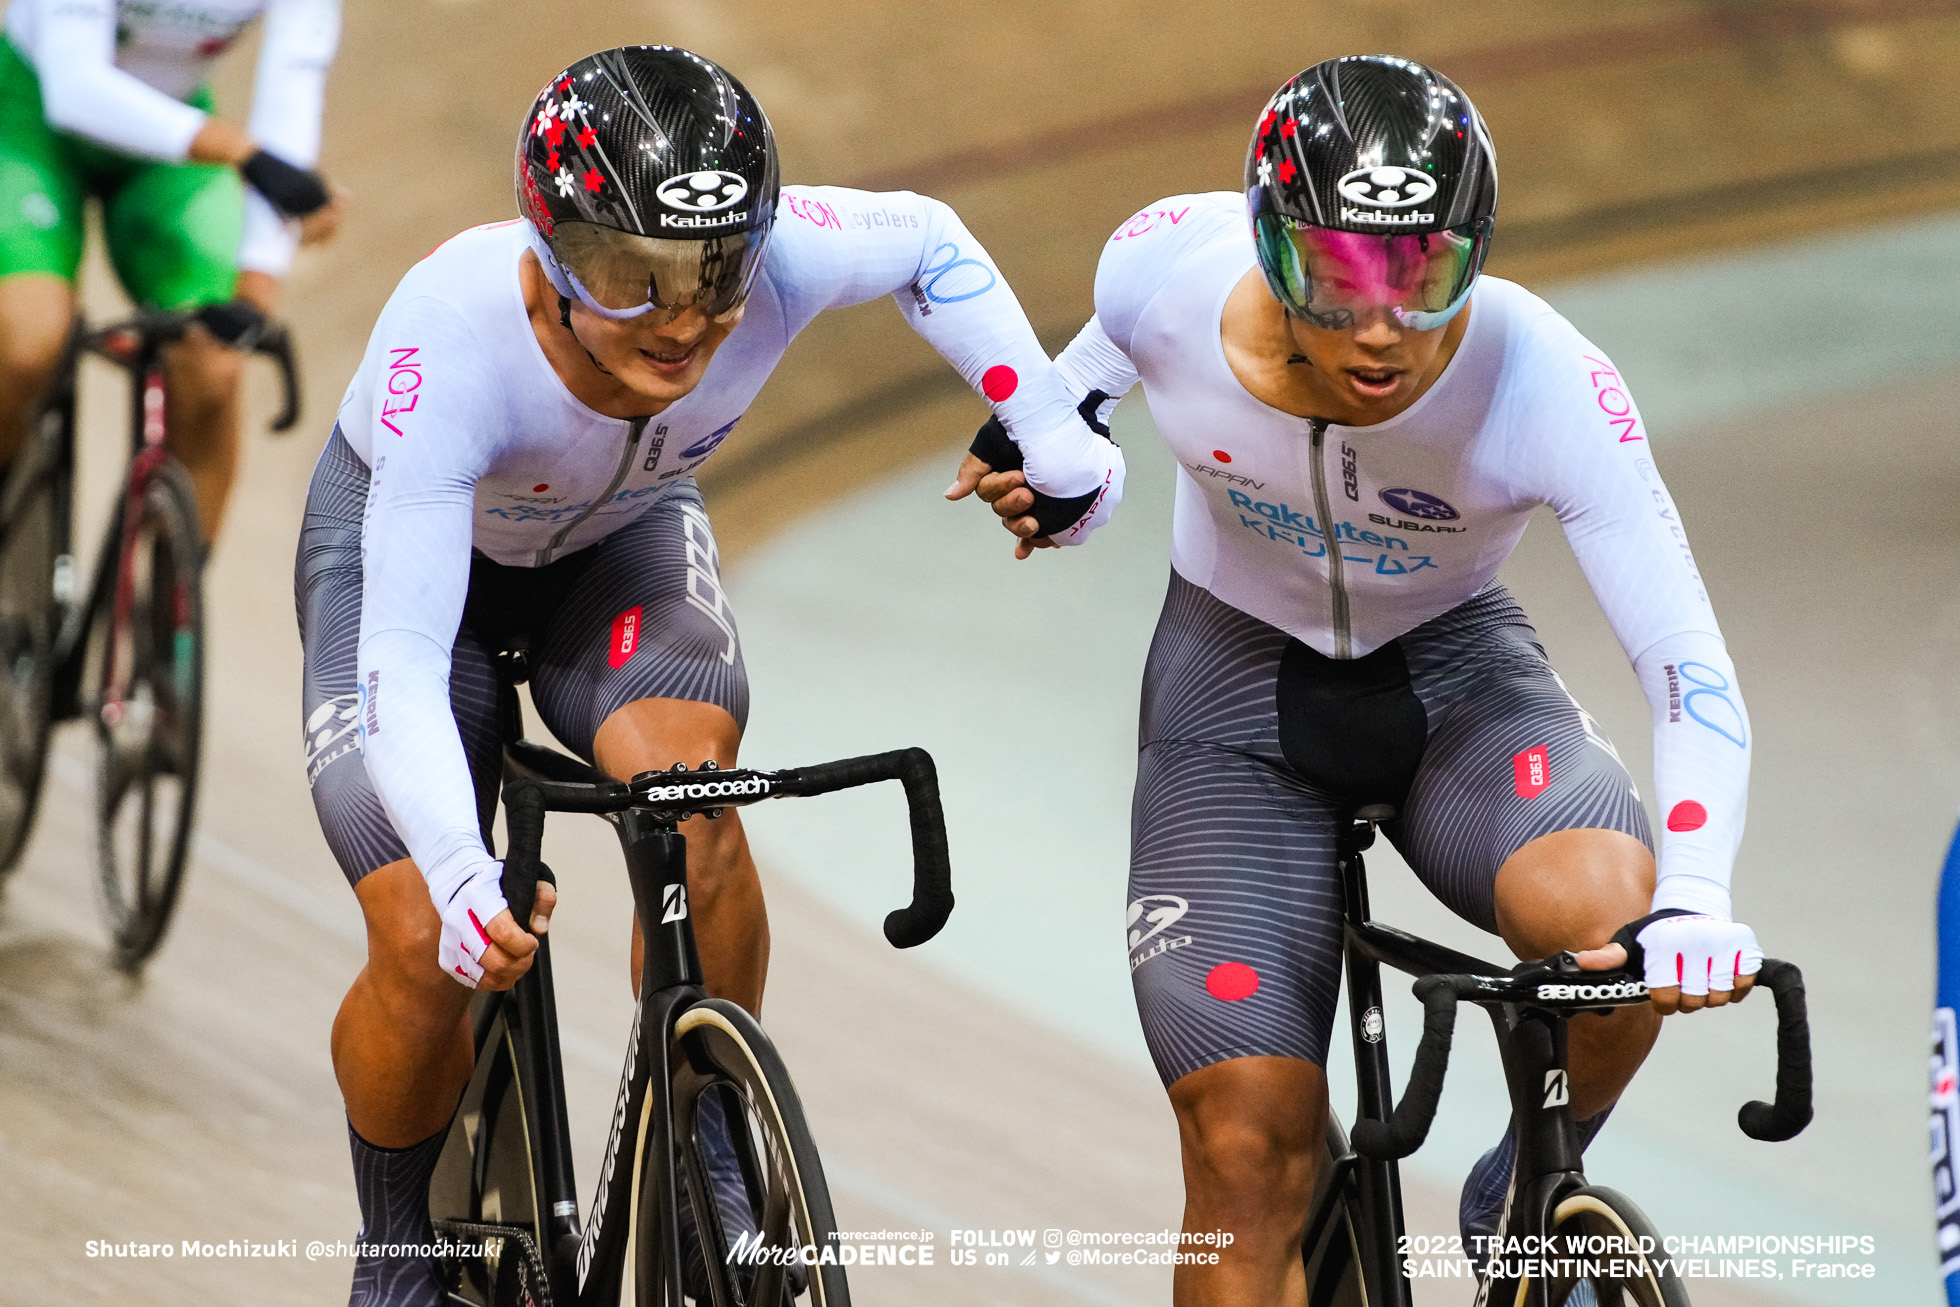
left=1129, top=747, right=1346, bottom=1086
left=1394, top=638, right=1652, bottom=934
left=526, top=480, right=749, bottom=760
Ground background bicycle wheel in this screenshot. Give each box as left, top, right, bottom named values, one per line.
left=1, top=3, right=1956, bottom=1305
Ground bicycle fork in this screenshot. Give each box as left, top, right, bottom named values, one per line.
left=1472, top=1007, right=1586, bottom=1307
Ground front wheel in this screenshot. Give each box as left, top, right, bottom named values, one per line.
left=90, top=457, right=203, bottom=971
left=0, top=448, right=62, bottom=877
left=1525, top=1185, right=1690, bottom=1307
left=628, top=998, right=847, bottom=1306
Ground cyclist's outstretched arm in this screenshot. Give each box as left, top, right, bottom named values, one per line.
left=769, top=185, right=1123, bottom=544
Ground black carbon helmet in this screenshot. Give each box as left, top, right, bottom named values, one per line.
left=1247, top=56, right=1497, bottom=329
left=516, top=46, right=780, bottom=321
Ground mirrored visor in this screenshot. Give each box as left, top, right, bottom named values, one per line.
left=1254, top=215, right=1488, bottom=331
left=549, top=221, right=768, bottom=321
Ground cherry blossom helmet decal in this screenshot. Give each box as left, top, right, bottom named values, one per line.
left=1247, top=55, right=1497, bottom=331
left=516, top=46, right=780, bottom=322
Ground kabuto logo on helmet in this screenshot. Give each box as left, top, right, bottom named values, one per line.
left=656, top=170, right=749, bottom=213
left=1337, top=166, right=1437, bottom=209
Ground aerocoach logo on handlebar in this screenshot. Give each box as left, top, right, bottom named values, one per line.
left=1535, top=979, right=1648, bottom=1002
left=637, top=775, right=774, bottom=805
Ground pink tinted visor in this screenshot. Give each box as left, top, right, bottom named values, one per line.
left=1254, top=215, right=1489, bottom=330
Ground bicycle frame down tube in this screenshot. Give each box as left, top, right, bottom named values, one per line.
left=1340, top=843, right=1414, bottom=1307
left=504, top=936, right=580, bottom=1297
left=1491, top=1003, right=1585, bottom=1280
left=566, top=809, right=705, bottom=1304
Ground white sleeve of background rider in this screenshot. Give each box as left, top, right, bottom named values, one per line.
left=1511, top=309, right=1751, bottom=921
left=237, top=0, right=341, bottom=276
left=27, top=0, right=207, bottom=160
left=768, top=186, right=1106, bottom=498
left=354, top=295, right=506, bottom=899
left=1055, top=314, right=1141, bottom=416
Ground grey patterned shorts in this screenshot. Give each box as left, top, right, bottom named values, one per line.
left=295, top=429, right=748, bottom=887
left=1128, top=570, right=1650, bottom=1086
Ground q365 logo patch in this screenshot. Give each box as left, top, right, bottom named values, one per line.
left=1336, top=166, right=1438, bottom=209
left=655, top=170, right=748, bottom=213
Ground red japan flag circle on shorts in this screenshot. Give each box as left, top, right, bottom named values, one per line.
left=610, top=605, right=643, bottom=669
left=1513, top=744, right=1551, bottom=799
left=1206, top=962, right=1260, bottom=1001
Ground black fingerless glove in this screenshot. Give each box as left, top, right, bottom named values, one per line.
left=1606, top=907, right=1698, bottom=977
left=194, top=297, right=269, bottom=349
left=241, top=149, right=331, bottom=219
left=967, top=389, right=1116, bottom=539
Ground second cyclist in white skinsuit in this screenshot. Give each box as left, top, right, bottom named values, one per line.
left=298, top=47, right=1122, bottom=1307
left=955, top=55, right=1762, bottom=1306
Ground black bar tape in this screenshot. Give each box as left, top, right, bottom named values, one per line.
left=500, top=781, right=556, bottom=930
left=1737, top=958, right=1813, bottom=1141
left=965, top=389, right=1116, bottom=540
left=884, top=747, right=953, bottom=948
left=776, top=749, right=954, bottom=948
left=192, top=298, right=268, bottom=349
left=241, top=148, right=331, bottom=218
left=1350, top=976, right=1458, bottom=1160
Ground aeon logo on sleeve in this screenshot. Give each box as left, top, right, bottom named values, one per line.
left=1336, top=166, right=1438, bottom=209
left=656, top=170, right=748, bottom=213
left=1379, top=487, right=1459, bottom=521
left=1128, top=894, right=1193, bottom=971
left=1513, top=744, right=1551, bottom=799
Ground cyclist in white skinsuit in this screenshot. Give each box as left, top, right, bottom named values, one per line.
left=298, top=47, right=1121, bottom=1306
left=954, top=55, right=1762, bottom=1305
left=0, top=0, right=343, bottom=538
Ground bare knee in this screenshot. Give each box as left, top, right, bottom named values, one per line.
left=1494, top=828, right=1654, bottom=960
left=164, top=329, right=246, bottom=404
left=1172, top=1057, right=1325, bottom=1227
left=352, top=859, right=468, bottom=1023
left=0, top=283, right=72, bottom=405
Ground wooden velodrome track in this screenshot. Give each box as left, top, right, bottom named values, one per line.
left=2, top=1, right=1959, bottom=1302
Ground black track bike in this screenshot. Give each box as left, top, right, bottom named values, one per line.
left=0, top=309, right=298, bottom=968
left=429, top=661, right=953, bottom=1306
left=1299, top=804, right=1813, bottom=1307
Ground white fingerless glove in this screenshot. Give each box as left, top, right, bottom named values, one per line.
left=430, top=860, right=510, bottom=988
left=1619, top=909, right=1764, bottom=996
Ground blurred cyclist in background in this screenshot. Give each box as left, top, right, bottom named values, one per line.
left=955, top=54, right=1763, bottom=1304
left=0, top=0, right=344, bottom=543
left=1932, top=816, right=1960, bottom=1300
left=299, top=45, right=1119, bottom=1305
